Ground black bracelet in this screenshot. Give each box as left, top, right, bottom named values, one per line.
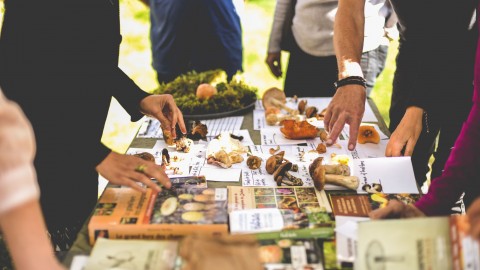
left=334, top=76, right=366, bottom=89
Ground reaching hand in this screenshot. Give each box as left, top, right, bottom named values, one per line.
left=386, top=106, right=423, bottom=157
left=265, top=52, right=282, bottom=78
left=96, top=152, right=170, bottom=193
left=139, top=94, right=186, bottom=138
left=324, top=86, right=366, bottom=150
left=0, top=91, right=35, bottom=172
left=369, top=200, right=425, bottom=219
left=467, top=197, right=480, bottom=240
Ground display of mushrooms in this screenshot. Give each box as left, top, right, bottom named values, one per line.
left=272, top=162, right=303, bottom=186
left=262, top=87, right=300, bottom=125
left=189, top=121, right=208, bottom=141
left=206, top=131, right=247, bottom=169
left=175, top=136, right=194, bottom=153
left=309, top=157, right=359, bottom=191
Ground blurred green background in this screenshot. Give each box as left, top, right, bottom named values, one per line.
left=0, top=0, right=397, bottom=153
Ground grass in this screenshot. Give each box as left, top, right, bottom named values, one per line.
left=0, top=0, right=397, bottom=153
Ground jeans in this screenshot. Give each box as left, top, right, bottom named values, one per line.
left=361, top=45, right=389, bottom=96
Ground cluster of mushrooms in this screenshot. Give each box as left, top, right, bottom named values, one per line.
left=265, top=150, right=303, bottom=186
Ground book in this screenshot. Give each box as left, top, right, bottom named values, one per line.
left=356, top=216, right=480, bottom=270
left=328, top=192, right=421, bottom=217
left=227, top=186, right=334, bottom=238
left=258, top=238, right=324, bottom=270
left=84, top=238, right=178, bottom=270
left=88, top=176, right=228, bottom=245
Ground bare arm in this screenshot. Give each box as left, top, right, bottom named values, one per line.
left=324, top=0, right=366, bottom=150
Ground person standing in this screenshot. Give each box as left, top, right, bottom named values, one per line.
left=325, top=0, right=476, bottom=190
left=0, top=0, right=186, bottom=251
left=140, top=0, right=243, bottom=84
left=265, top=0, right=396, bottom=97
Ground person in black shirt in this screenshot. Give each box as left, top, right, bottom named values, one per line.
left=0, top=0, right=186, bottom=250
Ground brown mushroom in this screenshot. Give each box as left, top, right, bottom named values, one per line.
left=190, top=121, right=208, bottom=140
left=316, top=143, right=327, bottom=154
left=262, top=87, right=298, bottom=115
left=298, top=100, right=308, bottom=114
left=269, top=146, right=280, bottom=155
left=319, top=130, right=328, bottom=142
left=305, top=106, right=318, bottom=118
left=273, top=162, right=303, bottom=186
left=309, top=157, right=359, bottom=191
left=161, top=148, right=170, bottom=166
left=265, top=151, right=285, bottom=174
left=323, top=164, right=351, bottom=176
left=246, top=156, right=262, bottom=170
left=357, top=126, right=380, bottom=144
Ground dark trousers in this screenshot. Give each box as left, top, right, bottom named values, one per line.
left=284, top=39, right=338, bottom=97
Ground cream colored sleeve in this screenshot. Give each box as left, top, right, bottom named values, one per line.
left=0, top=164, right=40, bottom=214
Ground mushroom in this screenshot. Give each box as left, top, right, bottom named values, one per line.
left=309, top=157, right=359, bottom=191
left=262, top=87, right=299, bottom=115
left=316, top=143, right=327, bottom=154
left=265, top=151, right=285, bottom=174
left=323, top=164, right=351, bottom=176
left=273, top=162, right=303, bottom=186
left=319, top=130, right=328, bottom=142
left=298, top=100, right=308, bottom=114
left=269, top=146, right=280, bottom=155
left=175, top=137, right=193, bottom=153
left=362, top=184, right=380, bottom=194
left=161, top=148, right=170, bottom=166
left=196, top=83, right=217, bottom=100
left=305, top=106, right=318, bottom=118
left=246, top=156, right=262, bottom=170
left=372, top=183, right=383, bottom=193
left=207, top=150, right=232, bottom=168
left=357, top=126, right=380, bottom=144
left=189, top=121, right=208, bottom=141
left=229, top=152, right=244, bottom=164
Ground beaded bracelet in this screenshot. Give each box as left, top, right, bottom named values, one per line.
left=334, top=76, right=366, bottom=89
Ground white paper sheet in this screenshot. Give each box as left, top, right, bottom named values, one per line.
left=229, top=208, right=285, bottom=234
left=335, top=216, right=370, bottom=263
left=352, top=157, right=419, bottom=194
left=207, top=129, right=254, bottom=146
left=203, top=116, right=244, bottom=136
left=198, top=167, right=242, bottom=182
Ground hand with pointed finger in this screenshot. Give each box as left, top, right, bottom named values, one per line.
left=139, top=94, right=187, bottom=138
left=324, top=86, right=366, bottom=150
left=96, top=152, right=170, bottom=193
left=385, top=106, right=423, bottom=157
left=369, top=200, right=425, bottom=219
left=265, top=52, right=282, bottom=78
left=467, top=197, right=480, bottom=240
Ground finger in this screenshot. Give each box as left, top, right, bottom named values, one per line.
left=176, top=108, right=187, bottom=134
left=390, top=141, right=405, bottom=157
left=145, top=166, right=171, bottom=189
left=385, top=141, right=393, bottom=157
left=132, top=171, right=161, bottom=192
left=369, top=206, right=393, bottom=219
left=124, top=177, right=147, bottom=193
left=403, top=137, right=417, bottom=156
left=327, top=114, right=346, bottom=146
left=323, top=108, right=333, bottom=132
left=347, top=118, right=361, bottom=151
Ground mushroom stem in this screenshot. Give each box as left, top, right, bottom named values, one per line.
left=325, top=175, right=359, bottom=190
left=270, top=98, right=299, bottom=115
left=324, top=164, right=350, bottom=176
left=284, top=172, right=303, bottom=186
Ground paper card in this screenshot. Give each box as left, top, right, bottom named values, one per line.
left=260, top=128, right=307, bottom=145
left=352, top=157, right=419, bottom=194
left=336, top=140, right=388, bottom=160
left=335, top=216, right=370, bottom=263
left=207, top=129, right=254, bottom=146
left=136, top=117, right=162, bottom=138
left=199, top=167, right=241, bottom=182
left=342, top=123, right=389, bottom=141
left=70, top=255, right=89, bottom=270
left=229, top=208, right=285, bottom=234
left=202, top=116, right=244, bottom=135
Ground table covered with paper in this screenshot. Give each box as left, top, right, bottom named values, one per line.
left=64, top=97, right=430, bottom=270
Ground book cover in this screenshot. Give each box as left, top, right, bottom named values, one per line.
left=228, top=186, right=334, bottom=237
left=328, top=192, right=420, bottom=217
left=88, top=177, right=228, bottom=245
left=258, top=238, right=324, bottom=270
left=84, top=238, right=178, bottom=270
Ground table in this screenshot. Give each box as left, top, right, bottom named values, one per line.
left=62, top=98, right=388, bottom=267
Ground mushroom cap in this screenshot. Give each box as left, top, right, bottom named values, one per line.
left=312, top=166, right=326, bottom=191
left=273, top=162, right=292, bottom=186
left=362, top=184, right=372, bottom=192
left=262, top=87, right=286, bottom=110
left=308, top=157, right=324, bottom=177
left=298, top=100, right=308, bottom=114
left=265, top=155, right=279, bottom=174
left=372, top=183, right=383, bottom=192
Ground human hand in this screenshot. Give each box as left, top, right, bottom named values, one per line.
left=386, top=106, right=423, bottom=157
left=265, top=52, right=282, bottom=78
left=369, top=200, right=425, bottom=219
left=96, top=152, right=169, bottom=193
left=139, top=94, right=186, bottom=138
left=0, top=91, right=35, bottom=172
left=324, top=86, right=366, bottom=150
left=467, top=197, right=480, bottom=240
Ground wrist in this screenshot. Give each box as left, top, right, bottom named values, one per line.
left=334, top=76, right=366, bottom=90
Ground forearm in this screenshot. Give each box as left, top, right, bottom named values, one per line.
left=267, top=0, right=291, bottom=53
left=0, top=201, right=63, bottom=270
left=334, top=0, right=366, bottom=79
left=415, top=104, right=480, bottom=215
left=113, top=67, right=150, bottom=122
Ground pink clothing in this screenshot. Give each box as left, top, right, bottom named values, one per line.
left=415, top=7, right=480, bottom=215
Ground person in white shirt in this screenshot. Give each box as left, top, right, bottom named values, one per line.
left=266, top=0, right=395, bottom=97
left=0, top=89, right=64, bottom=270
